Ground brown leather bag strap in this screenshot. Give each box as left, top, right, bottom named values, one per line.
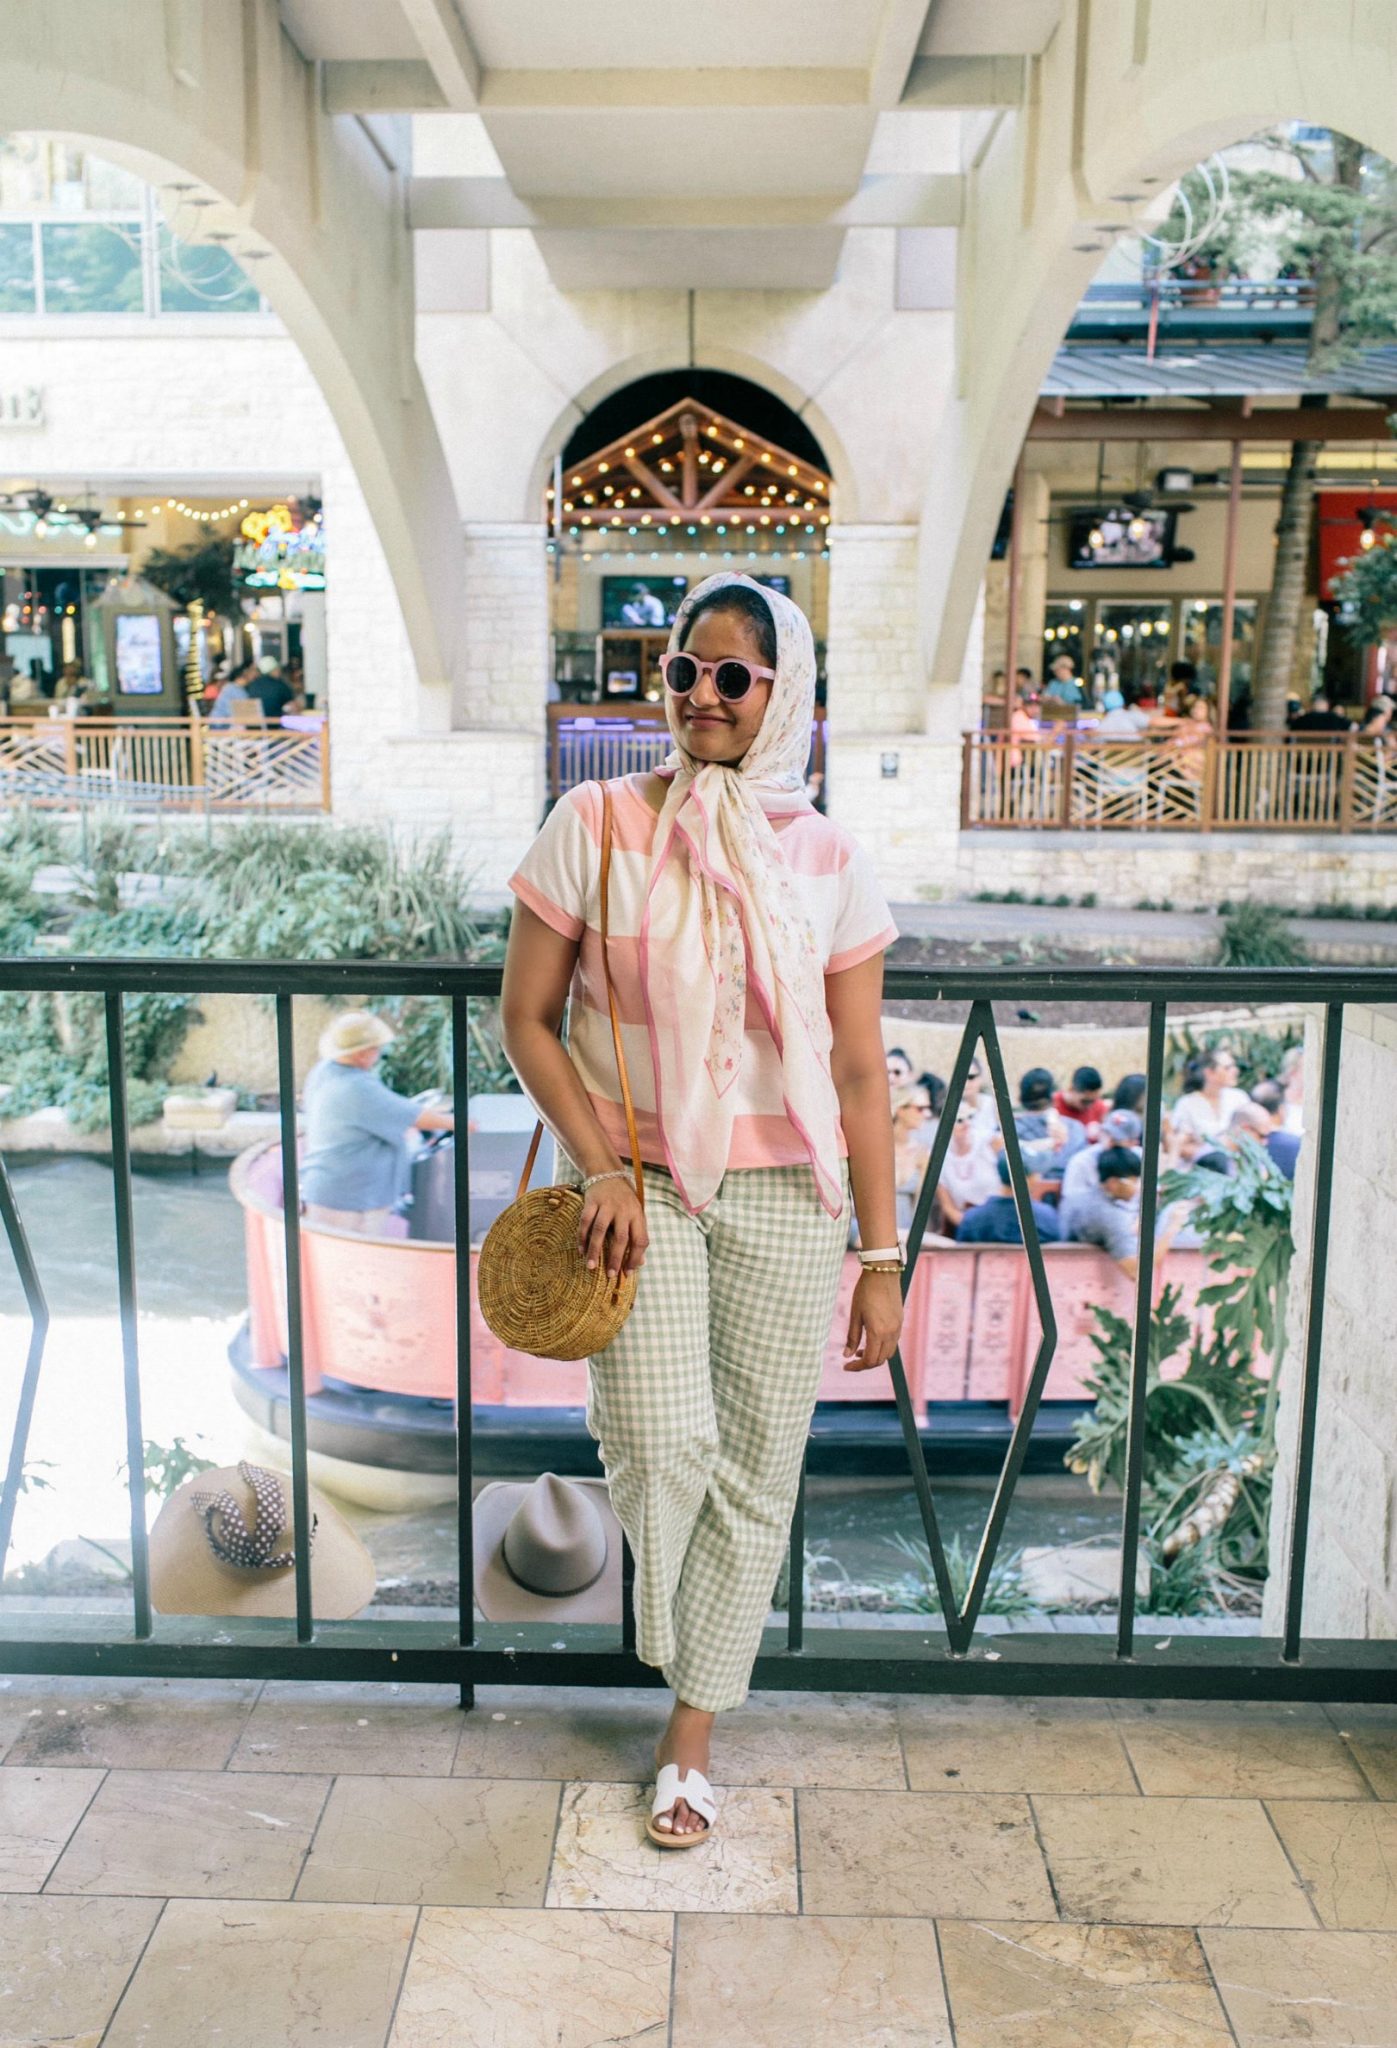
left=514, top=780, right=646, bottom=1209
left=599, top=781, right=646, bottom=1210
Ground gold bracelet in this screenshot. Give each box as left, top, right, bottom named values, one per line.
left=859, top=1260, right=903, bottom=1275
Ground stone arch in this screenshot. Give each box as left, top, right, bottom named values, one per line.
left=918, top=0, right=1397, bottom=718
left=524, top=349, right=854, bottom=521
left=0, top=6, right=463, bottom=718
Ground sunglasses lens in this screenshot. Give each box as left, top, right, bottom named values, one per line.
left=664, top=654, right=699, bottom=694
left=715, top=660, right=754, bottom=701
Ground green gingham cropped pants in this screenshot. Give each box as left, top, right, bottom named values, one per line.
left=581, top=1158, right=851, bottom=1713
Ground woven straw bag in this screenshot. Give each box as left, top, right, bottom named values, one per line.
left=477, top=784, right=646, bottom=1360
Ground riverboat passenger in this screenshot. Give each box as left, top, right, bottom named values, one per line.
left=502, top=572, right=901, bottom=1848
left=300, top=1011, right=453, bottom=1235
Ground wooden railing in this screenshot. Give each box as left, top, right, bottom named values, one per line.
left=0, top=717, right=329, bottom=813
left=963, top=730, right=1397, bottom=833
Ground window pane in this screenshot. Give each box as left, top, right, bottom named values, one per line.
left=0, top=223, right=36, bottom=311
left=158, top=226, right=260, bottom=313
left=0, top=137, right=144, bottom=214
left=39, top=221, right=144, bottom=312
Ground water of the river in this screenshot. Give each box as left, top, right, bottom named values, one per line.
left=0, top=1155, right=1120, bottom=1602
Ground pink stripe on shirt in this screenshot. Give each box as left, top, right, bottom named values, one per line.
left=508, top=773, right=898, bottom=1174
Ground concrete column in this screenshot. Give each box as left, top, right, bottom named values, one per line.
left=1264, top=1003, right=1397, bottom=1641
left=1015, top=470, right=1051, bottom=682
left=825, top=524, right=922, bottom=735
left=452, top=523, right=550, bottom=733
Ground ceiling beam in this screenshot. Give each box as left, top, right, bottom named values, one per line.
left=868, top=0, right=935, bottom=107
left=478, top=67, right=866, bottom=109
left=901, top=54, right=1026, bottom=108
left=324, top=61, right=444, bottom=114
left=1028, top=405, right=1397, bottom=442
left=408, top=173, right=961, bottom=232
left=397, top=0, right=480, bottom=110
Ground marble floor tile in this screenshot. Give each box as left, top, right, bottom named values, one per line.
left=671, top=1911, right=952, bottom=2046
left=0, top=1765, right=105, bottom=1890
left=452, top=1684, right=666, bottom=1783
left=698, top=1689, right=907, bottom=1789
left=797, top=1788, right=1056, bottom=1920
left=546, top=1778, right=798, bottom=1913
left=898, top=1698, right=1137, bottom=1795
left=0, top=1676, right=260, bottom=1771
left=1114, top=1702, right=1373, bottom=1800
left=1032, top=1795, right=1314, bottom=1928
left=296, top=1772, right=560, bottom=1905
left=101, top=1898, right=416, bottom=2048
left=1202, top=1927, right=1397, bottom=2045
left=0, top=1893, right=162, bottom=2044
left=44, top=1767, right=329, bottom=1899
left=230, top=1680, right=465, bottom=1776
left=938, top=1919, right=1233, bottom=2046
left=1267, top=1799, right=1397, bottom=1930
left=388, top=1906, right=672, bottom=2047
left=1326, top=1706, right=1397, bottom=1801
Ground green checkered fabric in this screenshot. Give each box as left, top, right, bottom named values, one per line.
left=580, top=1159, right=850, bottom=1713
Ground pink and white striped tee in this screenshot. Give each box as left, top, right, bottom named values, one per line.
left=507, top=772, right=899, bottom=1176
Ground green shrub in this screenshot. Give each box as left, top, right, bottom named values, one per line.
left=1216, top=902, right=1309, bottom=968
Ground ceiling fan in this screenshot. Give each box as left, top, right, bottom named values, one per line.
left=0, top=485, right=146, bottom=537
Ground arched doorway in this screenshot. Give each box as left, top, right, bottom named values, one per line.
left=543, top=370, right=833, bottom=806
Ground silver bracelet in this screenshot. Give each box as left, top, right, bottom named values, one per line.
left=858, top=1243, right=904, bottom=1265
left=580, top=1167, right=633, bottom=1193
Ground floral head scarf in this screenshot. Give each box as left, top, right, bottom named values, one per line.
left=638, top=572, right=843, bottom=1216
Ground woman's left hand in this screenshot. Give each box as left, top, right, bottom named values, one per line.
left=843, top=1270, right=903, bottom=1372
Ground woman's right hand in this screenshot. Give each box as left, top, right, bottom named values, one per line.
left=578, top=1179, right=648, bottom=1279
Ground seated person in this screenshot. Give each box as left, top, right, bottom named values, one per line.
left=955, top=1153, right=1062, bottom=1247
left=1054, top=1064, right=1107, bottom=1129
left=1061, top=1143, right=1144, bottom=1277
left=934, top=1105, right=1003, bottom=1236
left=1059, top=1107, right=1142, bottom=1218
left=1248, top=1079, right=1301, bottom=1180
left=1014, top=1066, right=1085, bottom=1199
left=300, top=1010, right=454, bottom=1235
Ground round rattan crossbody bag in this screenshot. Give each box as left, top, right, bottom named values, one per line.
left=477, top=784, right=646, bottom=1360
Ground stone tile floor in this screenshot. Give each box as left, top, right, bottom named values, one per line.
left=1, top=1675, right=1395, bottom=2045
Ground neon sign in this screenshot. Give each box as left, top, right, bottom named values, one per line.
left=234, top=502, right=325, bottom=590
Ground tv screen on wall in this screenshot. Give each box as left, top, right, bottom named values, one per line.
left=1067, top=507, right=1177, bottom=570
left=602, top=575, right=688, bottom=628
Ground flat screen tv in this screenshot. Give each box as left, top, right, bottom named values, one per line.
left=602, top=575, right=687, bottom=628
left=752, top=573, right=791, bottom=597
left=1067, top=506, right=1177, bottom=570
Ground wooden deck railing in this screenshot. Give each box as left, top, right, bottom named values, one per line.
left=0, top=717, right=329, bottom=813
left=963, top=730, right=1397, bottom=833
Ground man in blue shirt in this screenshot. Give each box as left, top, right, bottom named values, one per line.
left=1062, top=1144, right=1144, bottom=1276
left=955, top=1154, right=1061, bottom=1246
left=301, top=1011, right=454, bottom=1235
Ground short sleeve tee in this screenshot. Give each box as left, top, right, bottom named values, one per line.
left=300, top=1058, right=420, bottom=1210
left=508, top=773, right=899, bottom=1174
left=1061, top=1175, right=1139, bottom=1262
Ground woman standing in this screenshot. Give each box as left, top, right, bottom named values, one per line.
left=501, top=573, right=902, bottom=1846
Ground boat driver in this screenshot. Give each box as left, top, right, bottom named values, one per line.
left=300, top=1010, right=454, bottom=1235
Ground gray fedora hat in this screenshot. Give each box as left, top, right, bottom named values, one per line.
left=472, top=1473, right=622, bottom=1623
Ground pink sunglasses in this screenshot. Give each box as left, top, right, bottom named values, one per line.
left=659, top=650, right=776, bottom=703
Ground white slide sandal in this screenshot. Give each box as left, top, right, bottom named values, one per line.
left=646, top=1761, right=718, bottom=1847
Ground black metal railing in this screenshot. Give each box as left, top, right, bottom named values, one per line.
left=2, top=955, right=1394, bottom=1706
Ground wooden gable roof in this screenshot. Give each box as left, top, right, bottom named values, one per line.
left=550, top=397, right=832, bottom=538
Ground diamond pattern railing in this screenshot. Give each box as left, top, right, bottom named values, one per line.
left=1, top=956, right=1393, bottom=1705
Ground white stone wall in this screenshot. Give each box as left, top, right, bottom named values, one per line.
left=827, top=738, right=963, bottom=903
left=958, top=831, right=1397, bottom=915
left=1264, top=1004, right=1397, bottom=1640
left=452, top=524, right=549, bottom=733
left=825, top=525, right=922, bottom=736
